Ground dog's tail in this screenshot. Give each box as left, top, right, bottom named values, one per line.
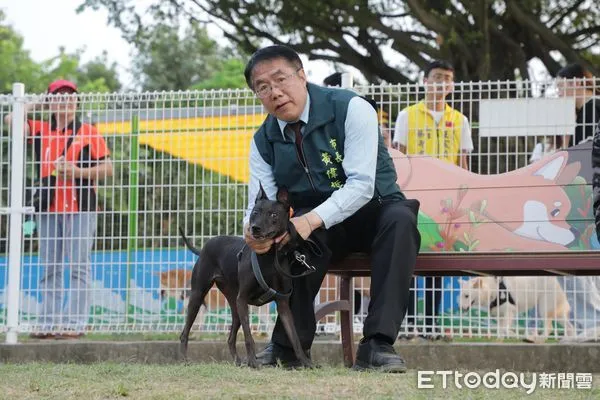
left=178, top=226, right=202, bottom=256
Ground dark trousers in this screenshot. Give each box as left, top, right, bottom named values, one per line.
left=271, top=198, right=421, bottom=349
left=406, top=276, right=443, bottom=334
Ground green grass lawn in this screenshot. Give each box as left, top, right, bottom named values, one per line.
left=0, top=362, right=598, bottom=400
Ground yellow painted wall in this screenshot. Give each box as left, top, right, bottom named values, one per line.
left=95, top=113, right=267, bottom=183
left=94, top=110, right=388, bottom=184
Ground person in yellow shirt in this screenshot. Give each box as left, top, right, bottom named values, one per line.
left=393, top=60, right=473, bottom=341
left=393, top=60, right=473, bottom=169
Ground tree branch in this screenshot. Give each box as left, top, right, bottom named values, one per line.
left=405, top=0, right=474, bottom=64
left=564, top=25, right=600, bottom=40
left=575, top=41, right=599, bottom=51
left=166, top=0, right=209, bottom=23
left=375, top=12, right=409, bottom=18
left=548, top=0, right=586, bottom=29
left=474, top=0, right=492, bottom=80
left=353, top=10, right=440, bottom=63
left=506, top=0, right=581, bottom=62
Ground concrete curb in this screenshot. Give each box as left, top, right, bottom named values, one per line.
left=1, top=341, right=599, bottom=372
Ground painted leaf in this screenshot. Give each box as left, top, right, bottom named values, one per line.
left=417, top=211, right=444, bottom=251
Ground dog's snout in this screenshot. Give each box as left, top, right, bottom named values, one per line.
left=251, top=225, right=262, bottom=235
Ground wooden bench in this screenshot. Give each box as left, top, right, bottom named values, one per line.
left=314, top=251, right=600, bottom=367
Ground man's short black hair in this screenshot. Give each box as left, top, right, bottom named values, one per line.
left=323, top=72, right=379, bottom=111
left=244, top=45, right=304, bottom=89
left=556, top=63, right=590, bottom=79
left=424, top=60, right=454, bottom=78
left=323, top=72, right=343, bottom=87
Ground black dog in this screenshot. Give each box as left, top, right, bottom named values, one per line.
left=179, top=184, right=314, bottom=369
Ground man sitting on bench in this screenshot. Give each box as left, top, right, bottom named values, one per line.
left=241, top=45, right=421, bottom=372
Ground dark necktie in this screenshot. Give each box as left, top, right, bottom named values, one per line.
left=288, top=121, right=305, bottom=161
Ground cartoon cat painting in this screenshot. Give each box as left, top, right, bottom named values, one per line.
left=389, top=148, right=583, bottom=252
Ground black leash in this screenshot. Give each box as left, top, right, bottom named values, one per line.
left=273, top=238, right=320, bottom=279
left=250, top=251, right=292, bottom=305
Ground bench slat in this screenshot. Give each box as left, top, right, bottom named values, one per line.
left=328, top=251, right=600, bottom=276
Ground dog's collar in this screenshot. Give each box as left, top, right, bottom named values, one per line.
left=489, top=280, right=517, bottom=309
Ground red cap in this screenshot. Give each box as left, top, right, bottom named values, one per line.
left=47, top=79, right=78, bottom=94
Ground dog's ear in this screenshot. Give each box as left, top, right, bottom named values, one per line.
left=276, top=186, right=290, bottom=210
left=256, top=182, right=268, bottom=202
left=472, top=278, right=482, bottom=288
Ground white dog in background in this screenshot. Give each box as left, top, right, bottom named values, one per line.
left=458, top=276, right=575, bottom=340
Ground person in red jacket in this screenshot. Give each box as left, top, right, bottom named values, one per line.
left=5, top=79, right=113, bottom=338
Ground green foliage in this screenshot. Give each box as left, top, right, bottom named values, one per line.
left=0, top=11, right=122, bottom=94
left=0, top=10, right=45, bottom=93
left=191, top=59, right=247, bottom=90
left=76, top=51, right=123, bottom=92
left=130, top=21, right=234, bottom=91
left=38, top=48, right=122, bottom=96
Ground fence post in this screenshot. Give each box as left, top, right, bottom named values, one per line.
left=6, top=82, right=27, bottom=344
left=125, top=114, right=140, bottom=322
left=341, top=72, right=353, bottom=89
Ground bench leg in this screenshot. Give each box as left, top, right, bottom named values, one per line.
left=314, top=300, right=351, bottom=322
left=339, top=275, right=355, bottom=367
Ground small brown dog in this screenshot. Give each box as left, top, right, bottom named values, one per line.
left=157, top=269, right=193, bottom=313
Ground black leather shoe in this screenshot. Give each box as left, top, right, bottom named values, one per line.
left=352, top=337, right=407, bottom=373
left=256, top=342, right=312, bottom=368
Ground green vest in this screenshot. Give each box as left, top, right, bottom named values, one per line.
left=253, top=83, right=403, bottom=209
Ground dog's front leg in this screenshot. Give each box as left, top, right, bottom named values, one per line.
left=503, top=309, right=515, bottom=338
left=494, top=309, right=509, bottom=339
left=236, top=297, right=258, bottom=369
left=276, top=300, right=313, bottom=369
left=563, top=320, right=576, bottom=339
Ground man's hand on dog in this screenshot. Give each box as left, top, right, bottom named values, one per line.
left=244, top=212, right=323, bottom=254
left=244, top=223, right=275, bottom=254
